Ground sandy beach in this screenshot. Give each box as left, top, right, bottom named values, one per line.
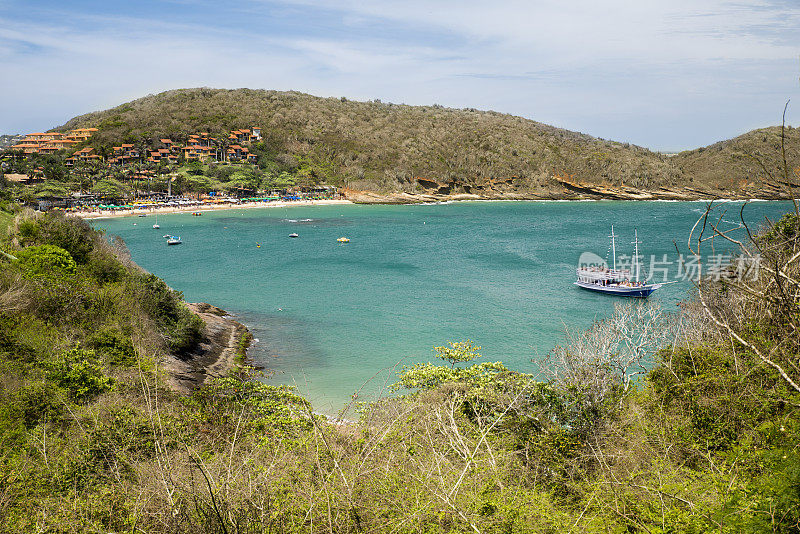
left=71, top=198, right=353, bottom=219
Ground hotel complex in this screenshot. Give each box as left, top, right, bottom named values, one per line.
left=10, top=129, right=98, bottom=154
left=9, top=126, right=263, bottom=166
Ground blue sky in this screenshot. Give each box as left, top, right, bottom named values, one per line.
left=1, top=0, right=798, bottom=151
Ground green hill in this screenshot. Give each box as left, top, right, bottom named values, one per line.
left=55, top=88, right=798, bottom=199
left=673, top=126, right=800, bottom=193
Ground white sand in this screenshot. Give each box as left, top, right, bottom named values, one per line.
left=72, top=198, right=353, bottom=219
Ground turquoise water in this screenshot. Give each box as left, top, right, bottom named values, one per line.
left=93, top=200, right=794, bottom=412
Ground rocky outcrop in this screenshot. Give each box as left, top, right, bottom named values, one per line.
left=341, top=174, right=798, bottom=204
left=164, top=303, right=251, bottom=394
left=552, top=175, right=795, bottom=200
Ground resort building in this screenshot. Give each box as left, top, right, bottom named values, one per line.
left=146, top=147, right=178, bottom=164
left=225, top=144, right=258, bottom=162
left=229, top=127, right=261, bottom=144
left=7, top=125, right=262, bottom=165
left=182, top=143, right=214, bottom=162
left=108, top=145, right=141, bottom=165
left=66, top=147, right=101, bottom=165
left=65, top=128, right=98, bottom=142
left=10, top=128, right=96, bottom=154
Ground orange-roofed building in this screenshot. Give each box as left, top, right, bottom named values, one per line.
left=66, top=128, right=98, bottom=142
left=72, top=147, right=99, bottom=162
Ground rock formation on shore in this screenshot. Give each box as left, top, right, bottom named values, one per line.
left=165, top=302, right=251, bottom=393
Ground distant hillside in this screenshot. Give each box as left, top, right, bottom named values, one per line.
left=0, top=134, right=23, bottom=149
left=54, top=88, right=798, bottom=200
left=673, top=126, right=800, bottom=192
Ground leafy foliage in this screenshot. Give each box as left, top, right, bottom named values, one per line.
left=186, top=372, right=312, bottom=437
left=15, top=244, right=77, bottom=277
left=46, top=346, right=114, bottom=402
left=134, top=273, right=204, bottom=354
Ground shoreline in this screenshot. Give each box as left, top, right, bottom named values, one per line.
left=166, top=302, right=251, bottom=394
left=70, top=195, right=798, bottom=222
left=72, top=198, right=353, bottom=219
left=342, top=190, right=799, bottom=204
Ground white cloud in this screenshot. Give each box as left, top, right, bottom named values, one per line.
left=0, top=1, right=798, bottom=149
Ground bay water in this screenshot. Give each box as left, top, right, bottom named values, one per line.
left=92, top=200, right=795, bottom=413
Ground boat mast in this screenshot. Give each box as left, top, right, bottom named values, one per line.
left=609, top=226, right=617, bottom=271
left=632, top=229, right=640, bottom=282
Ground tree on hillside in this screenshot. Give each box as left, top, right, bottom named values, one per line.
left=268, top=171, right=296, bottom=189
left=92, top=178, right=128, bottom=199
left=214, top=134, right=230, bottom=162
left=34, top=181, right=70, bottom=198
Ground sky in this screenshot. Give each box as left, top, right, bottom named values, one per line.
left=1, top=0, right=799, bottom=151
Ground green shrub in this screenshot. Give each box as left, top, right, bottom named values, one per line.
left=13, top=381, right=65, bottom=428
left=134, top=273, right=203, bottom=353
left=186, top=371, right=312, bottom=437
left=15, top=244, right=76, bottom=277
left=84, top=247, right=126, bottom=284
left=12, top=212, right=100, bottom=264
left=46, top=346, right=113, bottom=402
left=0, top=400, right=25, bottom=451
left=88, top=327, right=136, bottom=366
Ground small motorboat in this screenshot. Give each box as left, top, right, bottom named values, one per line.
left=289, top=233, right=299, bottom=238
left=162, top=234, right=171, bottom=239
left=166, top=236, right=182, bottom=245
left=337, top=237, right=350, bottom=243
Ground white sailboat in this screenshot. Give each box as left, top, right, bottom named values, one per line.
left=574, top=226, right=666, bottom=298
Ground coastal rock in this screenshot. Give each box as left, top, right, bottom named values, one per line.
left=164, top=302, right=250, bottom=394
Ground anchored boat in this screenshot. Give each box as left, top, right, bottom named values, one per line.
left=575, top=227, right=665, bottom=298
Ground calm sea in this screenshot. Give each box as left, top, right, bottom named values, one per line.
left=92, top=200, right=795, bottom=413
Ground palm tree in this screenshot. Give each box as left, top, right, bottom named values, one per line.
left=215, top=134, right=230, bottom=162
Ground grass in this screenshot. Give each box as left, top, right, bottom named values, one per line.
left=0, top=210, right=12, bottom=234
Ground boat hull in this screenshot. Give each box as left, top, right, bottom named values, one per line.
left=574, top=281, right=661, bottom=298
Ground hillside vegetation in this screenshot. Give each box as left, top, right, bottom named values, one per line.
left=54, top=88, right=800, bottom=199
left=1, top=184, right=800, bottom=531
